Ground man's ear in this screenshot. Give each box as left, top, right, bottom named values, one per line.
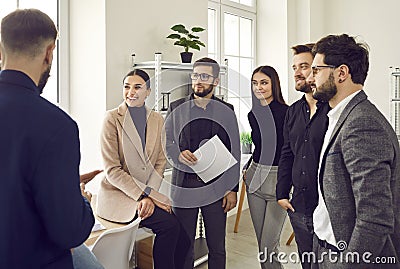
left=213, top=77, right=220, bottom=86
left=337, top=64, right=350, bottom=83
left=44, top=43, right=56, bottom=65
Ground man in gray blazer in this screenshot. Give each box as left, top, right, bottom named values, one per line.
left=307, top=34, right=400, bottom=268
left=165, top=57, right=240, bottom=269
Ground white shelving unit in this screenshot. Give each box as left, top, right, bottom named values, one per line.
left=132, top=53, right=229, bottom=112
left=390, top=67, right=400, bottom=140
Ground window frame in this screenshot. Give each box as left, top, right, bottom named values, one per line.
left=58, top=0, right=70, bottom=111
left=221, top=0, right=256, bottom=13
left=208, top=1, right=221, bottom=62
left=220, top=4, right=256, bottom=67
left=208, top=0, right=256, bottom=133
left=0, top=0, right=69, bottom=111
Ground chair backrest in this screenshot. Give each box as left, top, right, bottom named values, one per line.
left=91, top=217, right=142, bottom=269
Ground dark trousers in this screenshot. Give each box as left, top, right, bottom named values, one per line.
left=288, top=210, right=314, bottom=269
left=173, top=200, right=227, bottom=269
left=310, top=234, right=338, bottom=269
left=141, top=207, right=190, bottom=269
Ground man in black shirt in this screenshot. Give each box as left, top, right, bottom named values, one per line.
left=165, top=57, right=240, bottom=269
left=276, top=44, right=329, bottom=269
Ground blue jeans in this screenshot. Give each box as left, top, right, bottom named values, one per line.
left=72, top=244, right=104, bottom=269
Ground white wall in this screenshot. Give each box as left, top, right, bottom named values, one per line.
left=257, top=0, right=289, bottom=101
left=70, top=0, right=106, bottom=173
left=321, top=0, right=400, bottom=118
left=263, top=0, right=400, bottom=119
left=104, top=0, right=208, bottom=110
left=69, top=0, right=208, bottom=172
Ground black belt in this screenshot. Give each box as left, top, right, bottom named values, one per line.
left=186, top=173, right=202, bottom=181
left=318, top=238, right=339, bottom=252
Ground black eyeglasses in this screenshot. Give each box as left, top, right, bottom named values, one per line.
left=190, top=72, right=215, bottom=81
left=311, top=65, right=336, bottom=76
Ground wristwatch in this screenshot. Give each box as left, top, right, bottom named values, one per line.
left=143, top=186, right=152, bottom=197
left=138, top=186, right=152, bottom=201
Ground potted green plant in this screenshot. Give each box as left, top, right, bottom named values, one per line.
left=166, top=24, right=206, bottom=63
left=240, top=132, right=253, bottom=154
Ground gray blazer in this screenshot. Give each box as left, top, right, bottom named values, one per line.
left=319, top=91, right=400, bottom=268
left=165, top=95, right=240, bottom=207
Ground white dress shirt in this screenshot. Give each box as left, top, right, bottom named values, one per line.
left=313, top=90, right=361, bottom=247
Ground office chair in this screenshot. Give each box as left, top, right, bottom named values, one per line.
left=91, top=217, right=142, bottom=269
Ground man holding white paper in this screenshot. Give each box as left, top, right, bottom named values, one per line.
left=165, top=57, right=240, bottom=269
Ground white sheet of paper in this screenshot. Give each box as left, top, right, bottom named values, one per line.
left=191, top=135, right=237, bottom=183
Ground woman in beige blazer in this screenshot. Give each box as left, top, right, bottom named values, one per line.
left=96, top=69, right=189, bottom=269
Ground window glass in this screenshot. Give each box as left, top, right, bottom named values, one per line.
left=208, top=1, right=256, bottom=132
left=1, top=1, right=59, bottom=105
left=240, top=0, right=253, bottom=7
left=225, top=56, right=240, bottom=96
left=240, top=57, right=252, bottom=96
left=208, top=8, right=216, bottom=56
left=239, top=17, right=252, bottom=57
left=224, top=13, right=239, bottom=56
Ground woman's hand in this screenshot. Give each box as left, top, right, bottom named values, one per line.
left=150, top=190, right=172, bottom=214
left=242, top=169, right=247, bottom=181
left=137, top=197, right=155, bottom=220
left=153, top=199, right=172, bottom=214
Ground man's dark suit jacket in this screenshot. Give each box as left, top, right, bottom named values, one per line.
left=165, top=94, right=240, bottom=207
left=0, top=70, right=94, bottom=269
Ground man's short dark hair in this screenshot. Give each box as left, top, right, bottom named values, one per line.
left=1, top=9, right=57, bottom=57
left=193, top=57, right=220, bottom=78
left=313, top=34, right=369, bottom=85
left=291, top=43, right=315, bottom=55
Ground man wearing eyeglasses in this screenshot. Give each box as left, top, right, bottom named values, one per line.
left=307, top=34, right=400, bottom=268
left=165, top=57, right=240, bottom=269
left=276, top=44, right=330, bottom=269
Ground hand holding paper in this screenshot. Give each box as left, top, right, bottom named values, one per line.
left=178, top=150, right=198, bottom=166
left=191, top=135, right=238, bottom=183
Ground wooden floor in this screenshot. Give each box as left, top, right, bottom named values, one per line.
left=196, top=209, right=302, bottom=269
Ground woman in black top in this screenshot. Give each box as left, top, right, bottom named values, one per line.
left=243, top=65, right=288, bottom=269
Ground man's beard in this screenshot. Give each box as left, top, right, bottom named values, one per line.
left=37, top=65, right=51, bottom=95
left=194, top=84, right=214, bottom=98
left=312, top=73, right=337, bottom=102
left=296, top=81, right=312, bottom=93
left=295, top=75, right=312, bottom=93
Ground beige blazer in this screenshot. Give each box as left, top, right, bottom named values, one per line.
left=96, top=102, right=166, bottom=223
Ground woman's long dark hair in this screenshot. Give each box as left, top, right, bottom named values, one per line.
left=251, top=65, right=286, bottom=108
left=123, top=69, right=151, bottom=89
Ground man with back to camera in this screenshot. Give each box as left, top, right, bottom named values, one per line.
left=0, top=9, right=95, bottom=268
left=308, top=33, right=400, bottom=268
left=276, top=43, right=330, bottom=268
left=164, top=57, right=240, bottom=269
